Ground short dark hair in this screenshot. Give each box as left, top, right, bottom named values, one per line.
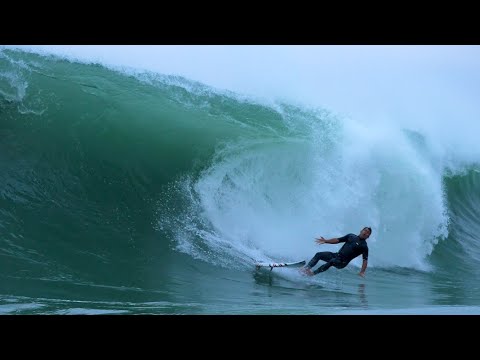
left=364, top=227, right=372, bottom=234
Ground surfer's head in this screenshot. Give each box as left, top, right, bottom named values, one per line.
left=359, top=227, right=372, bottom=240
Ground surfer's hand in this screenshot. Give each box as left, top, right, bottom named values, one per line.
left=315, top=237, right=326, bottom=245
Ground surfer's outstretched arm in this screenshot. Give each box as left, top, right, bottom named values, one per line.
left=359, top=259, right=368, bottom=277
left=315, top=237, right=340, bottom=245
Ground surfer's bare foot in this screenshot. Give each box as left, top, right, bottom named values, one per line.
left=300, top=267, right=313, bottom=276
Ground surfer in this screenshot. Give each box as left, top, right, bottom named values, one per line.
left=301, top=227, right=371, bottom=277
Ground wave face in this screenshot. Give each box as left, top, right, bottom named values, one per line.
left=1, top=48, right=480, bottom=314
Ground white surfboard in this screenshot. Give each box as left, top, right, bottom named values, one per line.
left=255, top=260, right=306, bottom=271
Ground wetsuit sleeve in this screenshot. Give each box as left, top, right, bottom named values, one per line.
left=337, top=234, right=350, bottom=243
left=362, top=247, right=369, bottom=261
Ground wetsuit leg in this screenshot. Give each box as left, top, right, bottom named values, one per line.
left=313, top=261, right=333, bottom=274
left=313, top=254, right=348, bottom=275
left=313, top=256, right=347, bottom=275
left=306, top=252, right=336, bottom=269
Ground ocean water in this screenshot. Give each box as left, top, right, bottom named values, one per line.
left=1, top=46, right=480, bottom=314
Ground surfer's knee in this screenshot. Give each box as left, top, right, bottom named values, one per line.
left=334, top=261, right=348, bottom=269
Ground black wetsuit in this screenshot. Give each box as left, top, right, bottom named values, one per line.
left=306, top=234, right=369, bottom=275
